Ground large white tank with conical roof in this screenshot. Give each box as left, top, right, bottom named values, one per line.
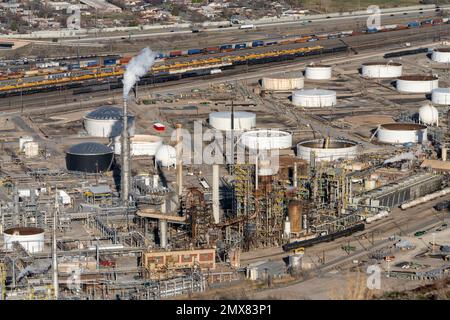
left=292, top=89, right=337, bottom=107
left=83, top=105, right=135, bottom=138
left=431, top=48, right=450, bottom=63
left=209, top=111, right=256, bottom=131
left=419, top=103, right=439, bottom=126
left=432, top=88, right=450, bottom=105
left=305, top=64, right=332, bottom=80
left=155, top=145, right=176, bottom=167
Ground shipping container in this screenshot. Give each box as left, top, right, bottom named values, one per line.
left=234, top=43, right=247, bottom=49
left=433, top=18, right=443, bottom=25
left=219, top=44, right=233, bottom=51
left=408, top=21, right=420, bottom=28
left=265, top=41, right=278, bottom=46
left=205, top=46, right=220, bottom=53
left=103, top=58, right=117, bottom=66
left=120, top=57, right=131, bottom=64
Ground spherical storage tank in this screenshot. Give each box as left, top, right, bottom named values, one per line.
left=292, top=89, right=337, bottom=107
left=240, top=130, right=292, bottom=150
left=305, top=64, right=332, bottom=80
left=297, top=138, right=358, bottom=162
left=377, top=123, right=427, bottom=144
left=4, top=227, right=45, bottom=253
left=155, top=145, right=176, bottom=167
left=431, top=48, right=450, bottom=63
left=419, top=103, right=439, bottom=126
left=83, top=105, right=135, bottom=138
left=396, top=75, right=438, bottom=93
left=209, top=111, right=256, bottom=131
left=261, top=72, right=304, bottom=91
left=432, top=88, right=450, bottom=105
left=114, top=134, right=163, bottom=156
left=361, top=62, right=402, bottom=78
left=66, top=142, right=114, bottom=173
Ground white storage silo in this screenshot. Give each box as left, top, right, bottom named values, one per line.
left=24, top=141, right=39, bottom=158
left=361, top=62, right=403, bottom=78
left=155, top=145, right=176, bottom=167
left=83, top=105, right=135, bottom=138
left=240, top=130, right=292, bottom=150
left=292, top=89, right=337, bottom=107
left=305, top=64, right=332, bottom=80
left=209, top=111, right=256, bottom=131
left=114, top=134, right=163, bottom=156
left=432, top=88, right=450, bottom=105
left=3, top=227, right=45, bottom=253
left=396, top=75, right=438, bottom=93
left=431, top=48, right=450, bottom=63
left=296, top=138, right=358, bottom=162
left=377, top=123, right=427, bottom=144
left=261, top=73, right=304, bottom=91
left=418, top=103, right=439, bottom=126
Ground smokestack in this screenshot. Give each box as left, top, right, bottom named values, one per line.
left=121, top=98, right=130, bottom=204
left=443, top=145, right=447, bottom=161
left=293, top=162, right=298, bottom=188
left=212, top=164, right=219, bottom=224
left=176, top=124, right=183, bottom=196
left=160, top=199, right=167, bottom=248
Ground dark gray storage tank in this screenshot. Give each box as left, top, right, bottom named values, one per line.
left=66, top=142, right=114, bottom=173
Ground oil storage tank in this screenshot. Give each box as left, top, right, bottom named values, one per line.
left=66, top=142, right=114, bottom=173
left=377, top=123, right=427, bottom=144
left=396, top=75, right=438, bottom=93
left=431, top=48, right=450, bottom=63
left=261, top=73, right=304, bottom=91
left=432, top=88, right=450, bottom=105
left=209, top=111, right=256, bottom=131
left=240, top=130, right=292, bottom=150
left=297, top=138, right=358, bottom=162
left=292, top=89, right=337, bottom=107
left=418, top=103, right=439, bottom=126
left=361, top=62, right=402, bottom=78
left=83, top=105, right=135, bottom=138
left=114, top=134, right=162, bottom=156
left=305, top=64, right=332, bottom=80
left=4, top=227, right=45, bottom=253
left=155, top=145, right=176, bottom=167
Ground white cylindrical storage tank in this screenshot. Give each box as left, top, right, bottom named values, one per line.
left=83, top=105, right=135, bottom=138
left=240, top=130, right=292, bottom=150
left=296, top=138, right=358, bottom=162
left=431, top=48, right=450, bottom=63
left=377, top=123, right=427, bottom=144
left=261, top=72, right=304, bottom=91
left=209, top=111, right=256, bottom=131
left=418, top=103, right=439, bottom=126
left=292, top=89, right=337, bottom=107
left=3, top=227, right=45, bottom=253
left=114, top=134, right=163, bottom=156
left=431, top=88, right=450, bottom=105
left=361, top=61, right=403, bottom=78
left=305, top=64, right=332, bottom=80
left=258, top=157, right=279, bottom=176
left=155, top=145, right=176, bottom=167
left=396, top=75, right=438, bottom=93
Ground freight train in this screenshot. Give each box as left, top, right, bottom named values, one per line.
left=2, top=45, right=341, bottom=95
left=282, top=223, right=366, bottom=252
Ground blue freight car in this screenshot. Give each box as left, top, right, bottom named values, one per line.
left=188, top=49, right=202, bottom=55
left=234, top=43, right=247, bottom=49
left=408, top=21, right=420, bottom=28
left=252, top=40, right=264, bottom=47
left=219, top=44, right=233, bottom=50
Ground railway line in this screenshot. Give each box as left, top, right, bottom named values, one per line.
left=1, top=26, right=448, bottom=115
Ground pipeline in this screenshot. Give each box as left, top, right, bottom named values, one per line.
left=400, top=187, right=450, bottom=210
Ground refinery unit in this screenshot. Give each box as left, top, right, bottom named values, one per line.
left=1, top=17, right=450, bottom=301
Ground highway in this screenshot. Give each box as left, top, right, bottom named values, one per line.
left=60, top=6, right=450, bottom=43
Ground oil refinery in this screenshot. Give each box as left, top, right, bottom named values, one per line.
left=0, top=2, right=450, bottom=303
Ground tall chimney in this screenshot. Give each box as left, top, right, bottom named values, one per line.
left=212, top=164, right=220, bottom=224
left=176, top=124, right=183, bottom=196
left=121, top=98, right=130, bottom=204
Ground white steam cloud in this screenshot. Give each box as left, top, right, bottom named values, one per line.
left=123, top=47, right=157, bottom=99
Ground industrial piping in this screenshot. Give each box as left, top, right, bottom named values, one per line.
left=400, top=187, right=450, bottom=210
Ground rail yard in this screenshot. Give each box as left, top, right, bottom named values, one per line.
left=0, top=4, right=450, bottom=302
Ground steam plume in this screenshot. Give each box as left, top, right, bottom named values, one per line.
left=123, top=47, right=157, bottom=98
